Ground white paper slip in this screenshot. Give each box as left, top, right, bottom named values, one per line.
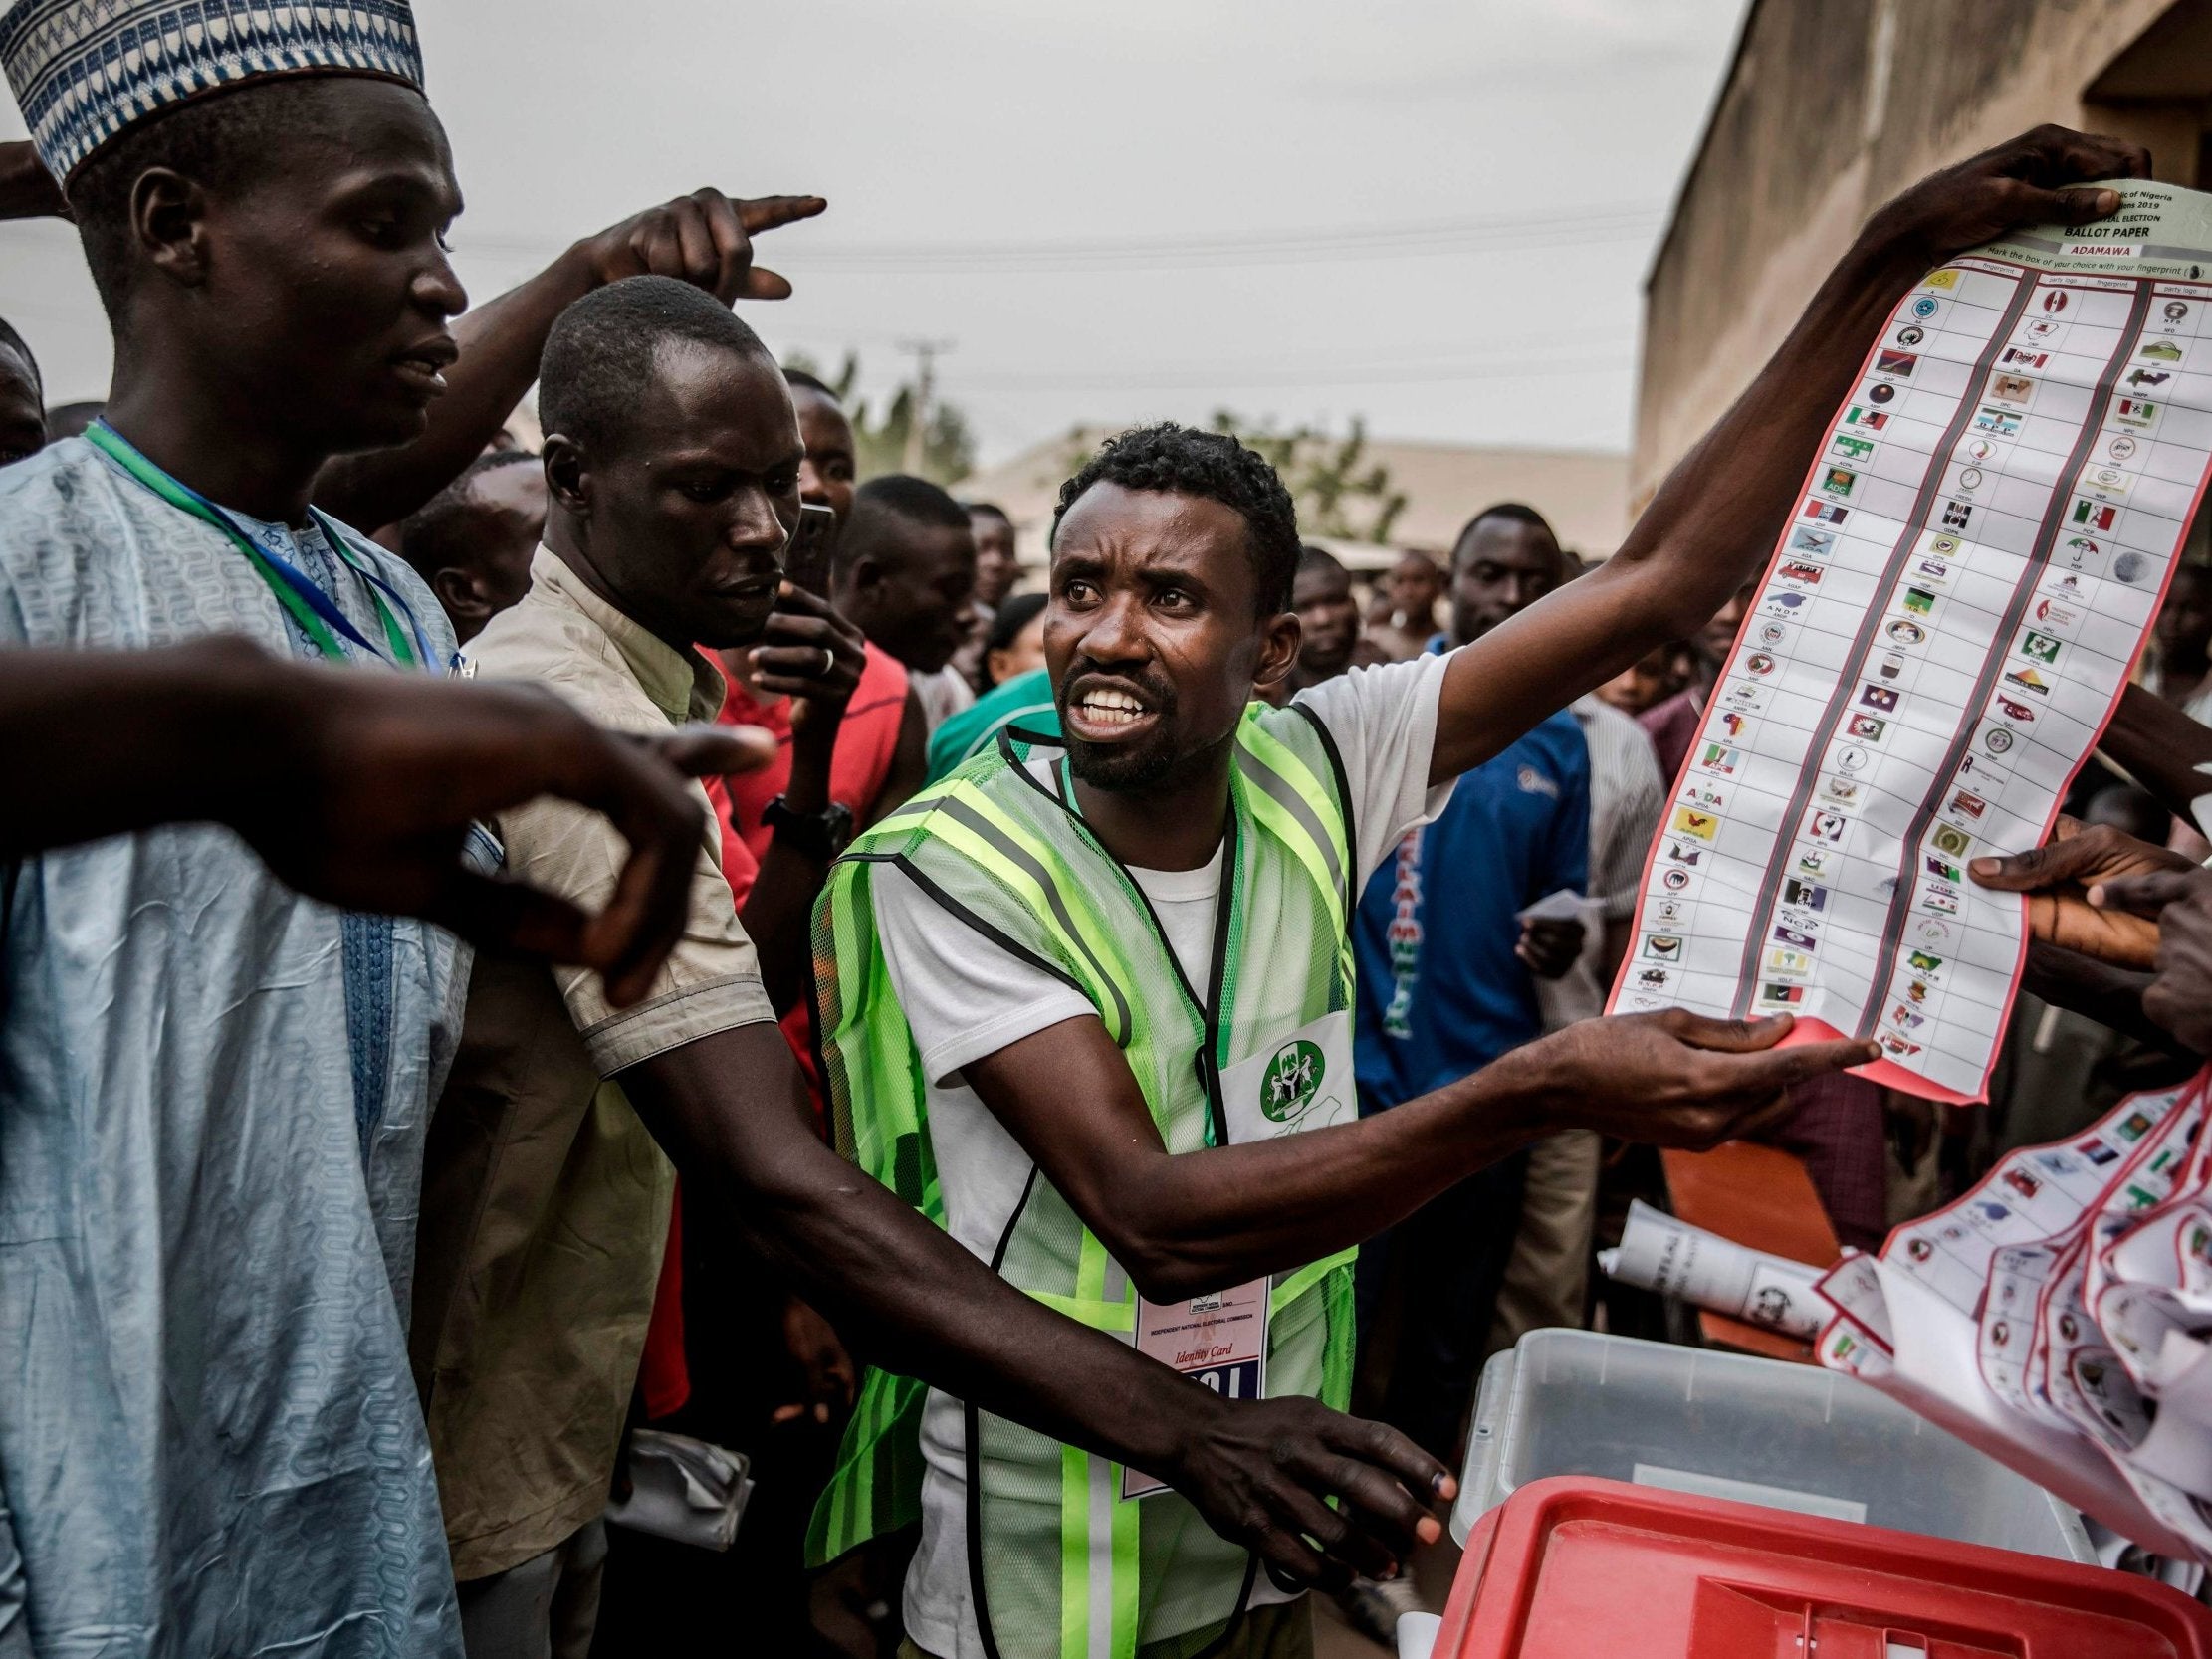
left=1610, top=181, right=2212, bottom=1104
left=1598, top=1198, right=1827, bottom=1339
left=1515, top=887, right=1593, bottom=925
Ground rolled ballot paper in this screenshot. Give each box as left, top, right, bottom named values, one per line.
left=1599, top=1198, right=1829, bottom=1339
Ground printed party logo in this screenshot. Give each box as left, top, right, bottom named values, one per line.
left=1260, top=1039, right=1326, bottom=1125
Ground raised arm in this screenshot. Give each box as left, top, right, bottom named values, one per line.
left=311, top=189, right=824, bottom=530
left=960, top=1008, right=1874, bottom=1303
left=1428, top=126, right=2152, bottom=782
left=622, top=1024, right=1455, bottom=1590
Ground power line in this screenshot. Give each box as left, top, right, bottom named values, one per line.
left=940, top=346, right=1634, bottom=394
left=449, top=201, right=1668, bottom=274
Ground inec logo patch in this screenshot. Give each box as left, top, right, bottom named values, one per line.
left=1261, top=1039, right=1326, bottom=1124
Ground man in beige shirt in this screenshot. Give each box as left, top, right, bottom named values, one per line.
left=411, top=276, right=1456, bottom=1658
left=412, top=547, right=789, bottom=1604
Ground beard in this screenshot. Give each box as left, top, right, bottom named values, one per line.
left=1058, top=667, right=1186, bottom=793
left=1065, top=728, right=1181, bottom=792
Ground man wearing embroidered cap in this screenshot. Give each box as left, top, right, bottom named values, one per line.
left=0, top=6, right=823, bottom=1654
left=0, top=8, right=485, bottom=1655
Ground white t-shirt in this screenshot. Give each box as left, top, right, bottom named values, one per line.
left=874, top=651, right=1456, bottom=1659
left=910, top=663, right=978, bottom=733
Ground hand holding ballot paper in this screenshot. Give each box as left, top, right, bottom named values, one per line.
left=1612, top=173, right=2212, bottom=1106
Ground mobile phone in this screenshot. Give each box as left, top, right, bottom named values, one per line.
left=781, top=503, right=837, bottom=597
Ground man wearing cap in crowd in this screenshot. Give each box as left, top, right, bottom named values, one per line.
left=0, top=6, right=484, bottom=1653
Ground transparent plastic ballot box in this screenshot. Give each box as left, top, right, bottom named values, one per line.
left=1452, top=1328, right=2094, bottom=1563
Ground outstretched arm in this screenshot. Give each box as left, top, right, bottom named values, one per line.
left=623, top=1025, right=1455, bottom=1590
left=0, top=636, right=774, bottom=1004
left=1428, top=126, right=2152, bottom=783
left=962, top=1008, right=1874, bottom=1304
left=311, top=189, right=824, bottom=530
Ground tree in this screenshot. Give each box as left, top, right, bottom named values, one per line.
left=785, top=351, right=977, bottom=486
left=1209, top=412, right=1409, bottom=544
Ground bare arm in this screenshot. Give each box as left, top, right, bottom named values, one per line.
left=866, top=688, right=931, bottom=827
left=621, top=1022, right=1455, bottom=1587
left=1428, top=127, right=2152, bottom=783
left=0, top=636, right=771, bottom=1003
left=963, top=1008, right=1874, bottom=1303
left=311, top=190, right=825, bottom=530
left=729, top=589, right=864, bottom=1012
left=2099, top=682, right=2212, bottom=828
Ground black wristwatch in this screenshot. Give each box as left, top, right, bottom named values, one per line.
left=763, top=793, right=854, bottom=859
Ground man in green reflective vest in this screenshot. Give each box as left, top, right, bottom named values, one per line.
left=808, top=127, right=2155, bottom=1659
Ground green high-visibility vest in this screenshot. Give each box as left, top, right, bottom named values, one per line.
left=805, top=703, right=1362, bottom=1659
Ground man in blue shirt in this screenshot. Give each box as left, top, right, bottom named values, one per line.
left=1350, top=504, right=1592, bottom=1486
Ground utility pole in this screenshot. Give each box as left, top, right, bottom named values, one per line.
left=896, top=337, right=954, bottom=475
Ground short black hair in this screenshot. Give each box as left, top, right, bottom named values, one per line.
left=982, top=591, right=1049, bottom=684
left=1052, top=422, right=1300, bottom=614
left=1454, top=502, right=1559, bottom=564
left=68, top=77, right=412, bottom=319
left=965, top=500, right=1011, bottom=523
left=398, top=450, right=541, bottom=580
left=1296, top=544, right=1346, bottom=582
left=782, top=366, right=839, bottom=401
left=540, top=276, right=775, bottom=458
left=839, top=474, right=972, bottom=576
left=0, top=316, right=39, bottom=394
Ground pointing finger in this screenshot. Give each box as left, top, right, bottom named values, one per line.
left=1659, top=1010, right=1794, bottom=1053
left=737, top=194, right=826, bottom=234
left=1768, top=1035, right=1883, bottom=1084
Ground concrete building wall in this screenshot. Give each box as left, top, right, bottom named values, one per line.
left=1633, top=0, right=2212, bottom=511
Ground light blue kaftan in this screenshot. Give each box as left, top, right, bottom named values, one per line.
left=0, top=437, right=471, bottom=1657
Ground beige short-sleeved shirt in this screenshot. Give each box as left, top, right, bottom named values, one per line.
left=411, top=550, right=774, bottom=1580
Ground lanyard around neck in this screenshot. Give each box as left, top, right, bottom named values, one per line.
left=86, top=421, right=429, bottom=669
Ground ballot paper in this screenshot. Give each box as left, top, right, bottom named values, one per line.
left=1815, top=1067, right=2212, bottom=1563
left=1598, top=1198, right=1828, bottom=1339
left=1610, top=182, right=2212, bottom=1103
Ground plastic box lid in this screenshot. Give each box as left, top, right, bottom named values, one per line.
left=1456, top=1328, right=2092, bottom=1561
left=1435, top=1476, right=2212, bottom=1658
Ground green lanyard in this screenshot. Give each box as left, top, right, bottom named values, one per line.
left=86, top=422, right=421, bottom=668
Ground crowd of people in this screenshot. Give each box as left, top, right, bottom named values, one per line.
left=6, top=5, right=2212, bottom=1658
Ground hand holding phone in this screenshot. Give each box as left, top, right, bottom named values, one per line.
left=781, top=502, right=837, bottom=597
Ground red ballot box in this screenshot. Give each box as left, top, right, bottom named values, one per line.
left=1436, top=1476, right=2211, bottom=1657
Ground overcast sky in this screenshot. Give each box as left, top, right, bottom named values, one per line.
left=0, top=0, right=1745, bottom=467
